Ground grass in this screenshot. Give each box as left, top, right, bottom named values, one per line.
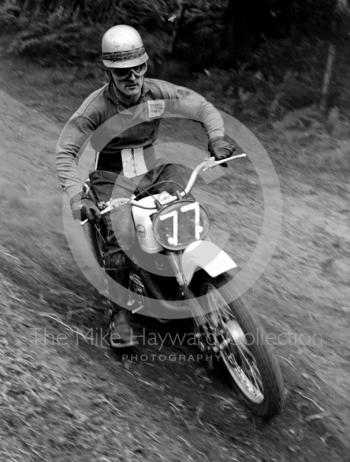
left=0, top=279, right=195, bottom=462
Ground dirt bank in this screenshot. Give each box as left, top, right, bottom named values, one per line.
left=0, top=51, right=349, bottom=461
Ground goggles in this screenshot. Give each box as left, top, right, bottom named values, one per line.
left=111, top=62, right=147, bottom=80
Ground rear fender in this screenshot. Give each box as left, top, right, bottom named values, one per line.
left=182, top=240, right=237, bottom=284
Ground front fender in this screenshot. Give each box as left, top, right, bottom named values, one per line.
left=182, top=240, right=237, bottom=283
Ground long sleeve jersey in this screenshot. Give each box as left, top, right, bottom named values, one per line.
left=56, top=78, right=225, bottom=199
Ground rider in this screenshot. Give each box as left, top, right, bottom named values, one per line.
left=56, top=24, right=233, bottom=347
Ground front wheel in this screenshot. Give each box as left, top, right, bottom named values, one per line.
left=192, top=272, right=285, bottom=419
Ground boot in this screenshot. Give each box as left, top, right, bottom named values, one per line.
left=109, top=307, right=138, bottom=348
left=104, top=250, right=137, bottom=348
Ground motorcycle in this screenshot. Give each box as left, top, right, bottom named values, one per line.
left=82, top=154, right=285, bottom=419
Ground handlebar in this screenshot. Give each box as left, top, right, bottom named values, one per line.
left=181, top=153, right=247, bottom=196
left=80, top=153, right=247, bottom=225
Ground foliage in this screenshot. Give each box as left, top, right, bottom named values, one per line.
left=0, top=0, right=180, bottom=66
left=0, top=0, right=343, bottom=68
left=172, top=0, right=338, bottom=68
left=117, top=0, right=176, bottom=31
left=8, top=18, right=101, bottom=64
left=0, top=0, right=22, bottom=31
left=171, top=1, right=228, bottom=69
left=0, top=0, right=349, bottom=111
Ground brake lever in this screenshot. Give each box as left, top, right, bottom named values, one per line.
left=80, top=204, right=111, bottom=226
left=203, top=157, right=218, bottom=171
left=203, top=154, right=246, bottom=171
left=210, top=153, right=247, bottom=170
left=80, top=197, right=131, bottom=226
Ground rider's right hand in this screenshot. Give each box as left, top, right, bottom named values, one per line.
left=70, top=194, right=101, bottom=222
left=208, top=137, right=235, bottom=161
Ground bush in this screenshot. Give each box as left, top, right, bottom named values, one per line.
left=9, top=18, right=103, bottom=65
left=4, top=0, right=176, bottom=66
left=0, top=0, right=22, bottom=31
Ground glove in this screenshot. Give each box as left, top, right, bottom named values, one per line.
left=70, top=193, right=101, bottom=222
left=208, top=137, right=235, bottom=161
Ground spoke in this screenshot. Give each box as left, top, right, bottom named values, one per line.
left=236, top=345, right=260, bottom=388
left=225, top=327, right=264, bottom=396
left=249, top=358, right=263, bottom=389
left=205, top=283, right=264, bottom=403
left=247, top=362, right=261, bottom=392
left=226, top=349, right=239, bottom=368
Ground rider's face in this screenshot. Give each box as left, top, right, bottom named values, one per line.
left=111, top=63, right=147, bottom=103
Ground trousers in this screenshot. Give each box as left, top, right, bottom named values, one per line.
left=89, top=163, right=187, bottom=290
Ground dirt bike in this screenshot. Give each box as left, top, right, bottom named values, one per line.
left=82, top=154, right=285, bottom=419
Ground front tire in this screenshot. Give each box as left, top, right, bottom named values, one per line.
left=192, top=271, right=285, bottom=419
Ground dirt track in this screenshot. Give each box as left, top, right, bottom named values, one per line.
left=0, top=66, right=349, bottom=462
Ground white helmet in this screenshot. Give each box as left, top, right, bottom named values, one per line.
left=102, top=25, right=149, bottom=69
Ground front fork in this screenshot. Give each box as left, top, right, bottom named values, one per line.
left=166, top=252, right=210, bottom=325
left=166, top=252, right=239, bottom=361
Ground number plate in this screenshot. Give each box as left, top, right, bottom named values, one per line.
left=153, top=200, right=210, bottom=250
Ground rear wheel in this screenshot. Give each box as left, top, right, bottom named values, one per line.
left=193, top=272, right=285, bottom=419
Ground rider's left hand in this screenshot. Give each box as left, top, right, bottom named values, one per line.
left=208, top=137, right=235, bottom=161
left=80, top=198, right=101, bottom=222
left=70, top=193, right=101, bottom=222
